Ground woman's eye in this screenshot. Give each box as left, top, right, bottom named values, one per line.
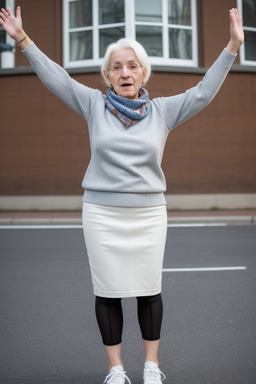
left=129, top=64, right=140, bottom=72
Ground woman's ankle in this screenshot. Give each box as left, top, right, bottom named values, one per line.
left=108, top=363, right=124, bottom=371
left=145, top=359, right=159, bottom=366
left=105, top=343, right=123, bottom=371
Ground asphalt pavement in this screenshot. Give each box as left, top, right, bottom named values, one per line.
left=0, top=223, right=255, bottom=384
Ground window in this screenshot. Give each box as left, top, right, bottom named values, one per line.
left=63, top=0, right=198, bottom=68
left=237, top=0, right=256, bottom=65
left=0, top=0, right=14, bottom=69
left=63, top=0, right=125, bottom=67
left=135, top=0, right=194, bottom=61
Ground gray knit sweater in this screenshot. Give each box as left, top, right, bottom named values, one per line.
left=23, top=43, right=236, bottom=207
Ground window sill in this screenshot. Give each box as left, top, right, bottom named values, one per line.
left=1, top=63, right=256, bottom=77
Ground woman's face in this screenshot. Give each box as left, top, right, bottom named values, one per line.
left=104, top=48, right=146, bottom=99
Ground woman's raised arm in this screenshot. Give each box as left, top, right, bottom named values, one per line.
left=0, top=6, right=31, bottom=50
left=226, top=8, right=244, bottom=54
left=0, top=6, right=99, bottom=120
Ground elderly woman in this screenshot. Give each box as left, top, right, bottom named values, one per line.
left=0, top=6, right=244, bottom=384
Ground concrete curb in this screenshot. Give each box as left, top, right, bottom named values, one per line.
left=0, top=218, right=82, bottom=226
left=167, top=216, right=255, bottom=225
left=0, top=215, right=255, bottom=226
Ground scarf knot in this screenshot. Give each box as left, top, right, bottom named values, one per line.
left=104, top=87, right=151, bottom=128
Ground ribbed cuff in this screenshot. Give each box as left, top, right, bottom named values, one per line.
left=82, top=190, right=166, bottom=207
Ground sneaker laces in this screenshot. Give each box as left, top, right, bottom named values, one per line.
left=144, top=366, right=166, bottom=384
left=103, top=367, right=131, bottom=384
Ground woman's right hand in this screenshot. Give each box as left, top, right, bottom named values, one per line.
left=0, top=6, right=23, bottom=42
left=0, top=6, right=31, bottom=49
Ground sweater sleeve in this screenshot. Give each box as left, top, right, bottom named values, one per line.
left=22, top=42, right=100, bottom=121
left=160, top=49, right=237, bottom=131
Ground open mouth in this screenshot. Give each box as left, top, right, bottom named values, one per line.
left=121, top=83, right=133, bottom=87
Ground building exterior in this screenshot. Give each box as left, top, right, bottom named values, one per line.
left=0, top=0, right=256, bottom=210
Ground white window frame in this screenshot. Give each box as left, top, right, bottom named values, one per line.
left=237, top=0, right=256, bottom=66
left=63, top=0, right=198, bottom=69
left=0, top=0, right=15, bottom=69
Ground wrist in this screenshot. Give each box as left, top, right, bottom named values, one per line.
left=17, top=34, right=27, bottom=46
left=14, top=30, right=26, bottom=44
left=226, top=40, right=241, bottom=55
left=14, top=30, right=32, bottom=50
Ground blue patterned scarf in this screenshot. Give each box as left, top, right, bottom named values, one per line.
left=104, top=87, right=151, bottom=128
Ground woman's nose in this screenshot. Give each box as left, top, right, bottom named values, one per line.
left=121, top=67, right=130, bottom=77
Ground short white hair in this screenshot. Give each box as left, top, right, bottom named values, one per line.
left=101, top=38, right=151, bottom=87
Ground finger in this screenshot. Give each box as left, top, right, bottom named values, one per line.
left=1, top=7, right=9, bottom=17
left=233, top=8, right=239, bottom=20
left=236, top=10, right=242, bottom=24
left=6, top=6, right=14, bottom=17
left=16, top=6, right=21, bottom=20
left=0, top=10, right=7, bottom=21
left=234, top=8, right=241, bottom=22
left=230, top=8, right=237, bottom=18
left=232, top=10, right=242, bottom=26
left=229, top=8, right=237, bottom=25
left=229, top=9, right=235, bottom=22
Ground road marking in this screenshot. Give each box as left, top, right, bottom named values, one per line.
left=0, top=225, right=83, bottom=230
left=0, top=222, right=229, bottom=230
left=162, top=266, right=247, bottom=272
left=167, top=223, right=227, bottom=227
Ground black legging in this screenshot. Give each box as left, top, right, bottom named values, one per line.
left=95, top=293, right=163, bottom=346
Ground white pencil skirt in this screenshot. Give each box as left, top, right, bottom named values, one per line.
left=82, top=202, right=167, bottom=298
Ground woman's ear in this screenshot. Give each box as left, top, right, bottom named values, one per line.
left=142, top=68, right=147, bottom=86
left=103, top=69, right=111, bottom=86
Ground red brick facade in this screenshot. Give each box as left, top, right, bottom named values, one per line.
left=0, top=0, right=255, bottom=197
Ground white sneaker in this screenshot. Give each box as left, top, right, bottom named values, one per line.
left=103, top=365, right=131, bottom=384
left=143, top=361, right=166, bottom=384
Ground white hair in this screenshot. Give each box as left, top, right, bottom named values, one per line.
left=101, top=38, right=151, bottom=87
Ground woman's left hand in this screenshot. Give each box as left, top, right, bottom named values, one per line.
left=226, top=8, right=244, bottom=54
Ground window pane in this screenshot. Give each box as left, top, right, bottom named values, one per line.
left=244, top=30, right=256, bottom=61
left=168, top=0, right=191, bottom=25
left=243, top=0, right=256, bottom=28
left=69, top=31, right=92, bottom=61
left=99, top=27, right=125, bottom=57
left=169, top=28, right=192, bottom=59
left=99, top=0, right=124, bottom=24
left=135, top=0, right=162, bottom=22
left=0, top=0, right=5, bottom=65
left=0, top=29, right=5, bottom=44
left=136, top=26, right=162, bottom=56
left=69, top=0, right=92, bottom=28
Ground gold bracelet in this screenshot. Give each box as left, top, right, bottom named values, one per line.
left=17, top=34, right=27, bottom=45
